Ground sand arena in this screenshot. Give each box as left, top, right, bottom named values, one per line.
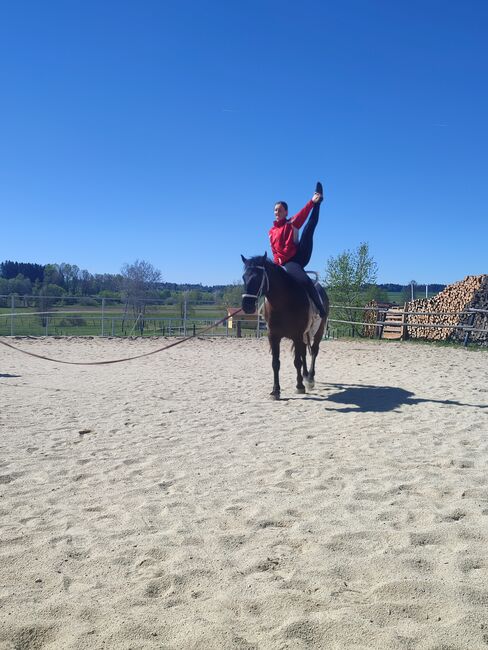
left=1, top=336, right=488, bottom=649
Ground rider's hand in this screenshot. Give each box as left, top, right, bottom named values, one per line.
left=312, top=192, right=323, bottom=204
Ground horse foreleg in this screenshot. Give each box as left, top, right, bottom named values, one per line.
left=294, top=341, right=306, bottom=394
left=269, top=336, right=281, bottom=400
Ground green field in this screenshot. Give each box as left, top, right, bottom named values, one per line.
left=0, top=290, right=443, bottom=338
left=0, top=302, right=260, bottom=338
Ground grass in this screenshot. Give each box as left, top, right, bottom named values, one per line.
left=0, top=302, right=259, bottom=338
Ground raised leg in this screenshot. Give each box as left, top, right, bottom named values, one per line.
left=269, top=335, right=281, bottom=399
left=294, top=340, right=306, bottom=393
left=292, top=201, right=320, bottom=268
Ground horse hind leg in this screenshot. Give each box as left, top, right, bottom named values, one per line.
left=294, top=341, right=306, bottom=394
left=303, top=356, right=315, bottom=389
left=302, top=346, right=312, bottom=388
left=306, top=357, right=316, bottom=389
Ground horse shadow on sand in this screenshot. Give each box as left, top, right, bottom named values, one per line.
left=0, top=374, right=20, bottom=378
left=294, top=382, right=488, bottom=414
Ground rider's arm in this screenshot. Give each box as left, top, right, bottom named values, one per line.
left=289, top=200, right=314, bottom=229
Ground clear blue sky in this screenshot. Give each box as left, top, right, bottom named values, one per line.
left=1, top=0, right=487, bottom=286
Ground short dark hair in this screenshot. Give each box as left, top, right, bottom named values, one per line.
left=275, top=201, right=288, bottom=211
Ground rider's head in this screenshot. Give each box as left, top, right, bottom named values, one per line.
left=274, top=201, right=288, bottom=223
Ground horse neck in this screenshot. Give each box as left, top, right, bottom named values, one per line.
left=264, top=261, right=289, bottom=304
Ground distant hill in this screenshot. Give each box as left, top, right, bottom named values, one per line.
left=378, top=283, right=446, bottom=293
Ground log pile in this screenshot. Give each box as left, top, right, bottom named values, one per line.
left=405, top=275, right=488, bottom=343
left=450, top=275, right=488, bottom=346
left=362, top=301, right=397, bottom=338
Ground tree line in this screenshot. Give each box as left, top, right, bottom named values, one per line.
left=0, top=259, right=235, bottom=306
left=1, top=250, right=449, bottom=338
left=1, top=258, right=444, bottom=300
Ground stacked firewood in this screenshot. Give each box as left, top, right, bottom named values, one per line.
left=405, top=275, right=488, bottom=342
left=450, top=275, right=488, bottom=346
left=362, top=301, right=396, bottom=338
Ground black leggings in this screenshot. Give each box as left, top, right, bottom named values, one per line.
left=287, top=202, right=320, bottom=268
left=283, top=260, right=325, bottom=316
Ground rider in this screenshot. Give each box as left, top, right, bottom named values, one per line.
left=268, top=183, right=326, bottom=317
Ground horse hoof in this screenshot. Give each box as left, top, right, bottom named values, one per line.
left=269, top=392, right=280, bottom=400
left=296, top=387, right=306, bottom=394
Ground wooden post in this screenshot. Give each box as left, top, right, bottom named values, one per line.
left=101, top=297, right=105, bottom=337
left=10, top=295, right=14, bottom=336
left=463, top=311, right=476, bottom=347
left=237, top=320, right=242, bottom=338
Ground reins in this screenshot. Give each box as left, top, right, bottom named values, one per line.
left=0, top=310, right=242, bottom=366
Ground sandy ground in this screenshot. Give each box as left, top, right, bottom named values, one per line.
left=0, top=335, right=488, bottom=650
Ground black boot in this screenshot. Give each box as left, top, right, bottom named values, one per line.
left=315, top=181, right=323, bottom=203
left=307, top=282, right=326, bottom=318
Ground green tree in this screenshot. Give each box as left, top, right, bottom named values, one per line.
left=9, top=274, right=32, bottom=306
left=364, top=284, right=390, bottom=304
left=324, top=242, right=378, bottom=337
left=36, top=284, right=66, bottom=327
left=121, top=260, right=162, bottom=335
left=59, top=263, right=81, bottom=294
left=222, top=282, right=244, bottom=308
left=0, top=278, right=9, bottom=306
left=43, top=264, right=64, bottom=287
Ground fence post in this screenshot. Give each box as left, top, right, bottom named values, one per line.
left=10, top=295, right=14, bottom=336
left=237, top=320, right=242, bottom=338
left=45, top=315, right=49, bottom=336
left=183, top=294, right=187, bottom=336
left=463, top=310, right=476, bottom=347
left=101, top=298, right=105, bottom=337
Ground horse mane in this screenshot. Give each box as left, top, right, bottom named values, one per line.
left=246, top=255, right=297, bottom=290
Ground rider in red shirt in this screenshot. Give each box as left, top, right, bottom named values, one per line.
left=268, top=183, right=326, bottom=317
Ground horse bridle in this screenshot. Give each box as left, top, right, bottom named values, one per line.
left=242, top=265, right=269, bottom=301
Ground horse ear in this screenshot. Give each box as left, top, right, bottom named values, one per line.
left=263, top=252, right=267, bottom=259
left=241, top=254, right=247, bottom=264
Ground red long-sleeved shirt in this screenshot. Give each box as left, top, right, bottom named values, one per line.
left=268, top=200, right=314, bottom=265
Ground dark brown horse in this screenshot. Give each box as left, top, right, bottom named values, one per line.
left=241, top=253, right=329, bottom=399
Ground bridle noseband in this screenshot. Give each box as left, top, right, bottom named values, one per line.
left=242, top=265, right=269, bottom=300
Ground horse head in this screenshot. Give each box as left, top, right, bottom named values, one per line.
left=241, top=253, right=268, bottom=314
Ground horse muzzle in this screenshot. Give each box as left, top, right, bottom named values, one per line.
left=241, top=295, right=257, bottom=314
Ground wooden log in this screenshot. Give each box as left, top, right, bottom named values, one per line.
left=406, top=275, right=487, bottom=342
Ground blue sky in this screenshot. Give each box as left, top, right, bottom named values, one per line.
left=1, top=0, right=487, bottom=286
